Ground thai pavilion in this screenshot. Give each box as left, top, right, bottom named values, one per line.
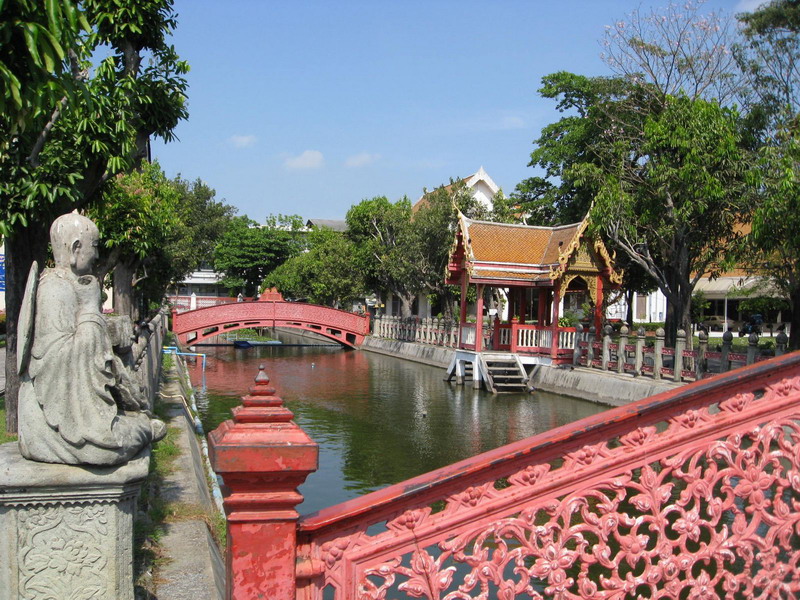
left=446, top=213, right=622, bottom=368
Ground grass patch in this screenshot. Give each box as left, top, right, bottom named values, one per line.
left=134, top=423, right=182, bottom=595
left=0, top=395, right=17, bottom=444
left=162, top=501, right=227, bottom=550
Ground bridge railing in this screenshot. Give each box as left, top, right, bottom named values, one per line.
left=172, top=300, right=370, bottom=346
left=575, top=323, right=790, bottom=383
left=209, top=352, right=800, bottom=599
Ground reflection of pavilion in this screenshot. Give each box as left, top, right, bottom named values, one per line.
left=446, top=214, right=622, bottom=386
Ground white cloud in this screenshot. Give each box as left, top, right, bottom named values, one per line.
left=284, top=150, right=325, bottom=170
left=345, top=152, right=380, bottom=168
left=228, top=134, right=257, bottom=148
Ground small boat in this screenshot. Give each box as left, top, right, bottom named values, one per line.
left=233, top=340, right=283, bottom=348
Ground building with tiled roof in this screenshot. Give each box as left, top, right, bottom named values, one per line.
left=412, top=166, right=500, bottom=213
left=446, top=214, right=622, bottom=361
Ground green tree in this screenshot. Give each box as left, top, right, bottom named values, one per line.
left=214, top=215, right=303, bottom=297
left=89, top=161, right=181, bottom=319
left=584, top=95, right=752, bottom=343
left=346, top=196, right=419, bottom=317
left=265, top=227, right=365, bottom=307
left=89, top=164, right=236, bottom=320
left=513, top=72, right=636, bottom=226
left=744, top=129, right=800, bottom=347
left=409, top=179, right=493, bottom=319
left=169, top=176, right=237, bottom=277
left=734, top=1, right=800, bottom=348
left=737, top=0, right=800, bottom=135
left=1, top=0, right=188, bottom=433
left=559, top=2, right=747, bottom=344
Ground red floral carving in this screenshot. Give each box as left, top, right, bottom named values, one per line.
left=301, top=370, right=800, bottom=599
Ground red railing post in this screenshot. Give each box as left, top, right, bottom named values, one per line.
left=209, top=365, right=319, bottom=600
left=510, top=316, right=519, bottom=353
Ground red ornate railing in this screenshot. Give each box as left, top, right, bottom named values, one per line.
left=210, top=352, right=800, bottom=599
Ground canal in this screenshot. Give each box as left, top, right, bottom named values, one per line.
left=184, top=331, right=608, bottom=515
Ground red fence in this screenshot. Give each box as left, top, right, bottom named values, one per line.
left=210, top=352, right=800, bottom=599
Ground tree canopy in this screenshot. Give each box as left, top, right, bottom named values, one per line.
left=1, top=0, right=188, bottom=432
left=264, top=226, right=366, bottom=307
left=214, top=215, right=304, bottom=297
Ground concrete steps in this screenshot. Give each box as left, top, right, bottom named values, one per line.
left=481, top=354, right=528, bottom=393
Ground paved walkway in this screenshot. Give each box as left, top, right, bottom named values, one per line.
left=151, top=364, right=224, bottom=600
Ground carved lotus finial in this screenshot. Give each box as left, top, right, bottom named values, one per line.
left=255, top=363, right=270, bottom=384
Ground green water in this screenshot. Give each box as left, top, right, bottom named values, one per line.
left=184, top=334, right=607, bottom=515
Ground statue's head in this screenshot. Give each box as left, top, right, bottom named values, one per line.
left=51, top=213, right=100, bottom=276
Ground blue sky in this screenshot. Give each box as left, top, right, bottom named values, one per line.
left=152, top=0, right=762, bottom=222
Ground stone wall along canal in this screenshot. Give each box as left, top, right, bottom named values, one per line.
left=184, top=332, right=607, bottom=514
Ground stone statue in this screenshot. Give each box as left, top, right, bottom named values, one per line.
left=17, top=213, right=166, bottom=466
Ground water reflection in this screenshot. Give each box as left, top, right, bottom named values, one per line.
left=184, top=332, right=607, bottom=514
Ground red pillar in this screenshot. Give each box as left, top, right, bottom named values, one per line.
left=518, top=288, right=527, bottom=323
left=551, top=281, right=561, bottom=359
left=594, top=276, right=604, bottom=333
left=475, top=284, right=484, bottom=352
left=459, top=273, right=469, bottom=349
left=510, top=316, right=519, bottom=353
left=209, top=365, right=319, bottom=600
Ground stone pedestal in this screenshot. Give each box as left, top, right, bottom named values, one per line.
left=0, top=442, right=148, bottom=600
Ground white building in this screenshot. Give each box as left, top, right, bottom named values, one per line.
left=383, top=167, right=504, bottom=319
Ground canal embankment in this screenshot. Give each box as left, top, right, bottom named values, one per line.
left=360, top=336, right=453, bottom=367
left=359, top=336, right=681, bottom=405
left=528, top=364, right=680, bottom=407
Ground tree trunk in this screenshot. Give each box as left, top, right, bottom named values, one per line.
left=625, top=288, right=635, bottom=325
left=441, top=288, right=456, bottom=321
left=397, top=292, right=414, bottom=318
left=790, top=287, right=800, bottom=351
left=113, top=260, right=138, bottom=320
left=5, top=221, right=50, bottom=434
left=664, top=298, right=677, bottom=347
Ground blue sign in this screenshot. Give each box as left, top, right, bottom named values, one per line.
left=0, top=254, right=5, bottom=292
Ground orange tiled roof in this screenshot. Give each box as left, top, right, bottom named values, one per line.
left=465, top=219, right=582, bottom=266
left=447, top=214, right=623, bottom=287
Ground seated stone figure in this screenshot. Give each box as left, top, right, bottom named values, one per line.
left=18, top=213, right=166, bottom=466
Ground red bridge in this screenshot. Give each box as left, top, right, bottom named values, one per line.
left=171, top=291, right=370, bottom=347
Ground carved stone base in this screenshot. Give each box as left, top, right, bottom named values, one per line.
left=0, top=442, right=149, bottom=600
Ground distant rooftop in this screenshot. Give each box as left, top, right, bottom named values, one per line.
left=306, top=218, right=347, bottom=232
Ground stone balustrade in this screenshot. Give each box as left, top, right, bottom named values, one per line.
left=574, top=323, right=790, bottom=383
left=372, top=315, right=460, bottom=348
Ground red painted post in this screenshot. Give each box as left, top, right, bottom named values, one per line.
left=475, top=284, right=484, bottom=352
left=550, top=281, right=561, bottom=359
left=209, top=365, right=319, bottom=600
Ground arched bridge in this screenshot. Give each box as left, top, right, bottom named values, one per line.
left=171, top=295, right=370, bottom=348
